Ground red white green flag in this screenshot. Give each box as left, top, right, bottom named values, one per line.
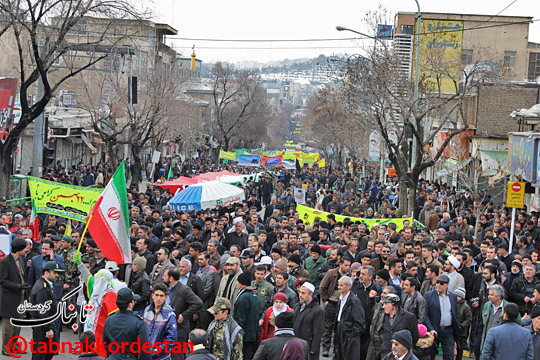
left=87, top=161, right=131, bottom=264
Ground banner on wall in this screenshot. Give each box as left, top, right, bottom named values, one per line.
left=238, top=154, right=261, bottom=167
left=296, top=204, right=425, bottom=231
left=28, top=177, right=102, bottom=222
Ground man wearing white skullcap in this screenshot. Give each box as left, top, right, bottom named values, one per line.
left=443, top=255, right=465, bottom=293
left=294, top=282, right=324, bottom=360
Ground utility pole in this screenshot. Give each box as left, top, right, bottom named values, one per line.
left=32, top=76, right=45, bottom=177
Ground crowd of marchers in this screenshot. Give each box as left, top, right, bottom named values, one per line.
left=0, top=158, right=538, bottom=360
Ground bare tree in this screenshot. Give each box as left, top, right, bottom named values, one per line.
left=341, top=10, right=498, bottom=216
left=305, top=87, right=364, bottom=165
left=0, top=0, right=148, bottom=194
left=78, top=60, right=185, bottom=188
left=209, top=62, right=272, bottom=152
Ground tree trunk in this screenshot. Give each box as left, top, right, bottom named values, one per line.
left=398, top=178, right=408, bottom=216
left=106, top=141, right=119, bottom=173
left=0, top=153, right=13, bottom=198
left=130, top=147, right=142, bottom=191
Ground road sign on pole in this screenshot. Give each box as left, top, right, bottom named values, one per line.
left=507, top=181, right=525, bottom=208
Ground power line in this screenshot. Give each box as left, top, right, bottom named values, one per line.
left=171, top=37, right=359, bottom=42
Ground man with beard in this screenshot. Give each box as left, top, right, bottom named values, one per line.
left=215, top=257, right=243, bottom=310
left=294, top=282, right=323, bottom=360
left=163, top=267, right=202, bottom=358
left=371, top=245, right=392, bottom=273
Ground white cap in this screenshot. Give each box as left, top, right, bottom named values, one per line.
left=233, top=217, right=243, bottom=225
left=256, top=256, right=273, bottom=267
left=105, top=261, right=120, bottom=272
left=301, top=282, right=315, bottom=294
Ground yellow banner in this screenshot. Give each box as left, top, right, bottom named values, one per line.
left=299, top=152, right=319, bottom=167
left=283, top=151, right=298, bottom=160
left=28, top=177, right=102, bottom=222
left=413, top=19, right=463, bottom=93
left=219, top=150, right=237, bottom=160
left=316, top=158, right=326, bottom=168
left=296, top=204, right=421, bottom=232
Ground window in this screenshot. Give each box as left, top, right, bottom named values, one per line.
left=461, top=49, right=473, bottom=65
left=529, top=52, right=540, bottom=80
left=62, top=93, right=75, bottom=107
left=400, top=25, right=414, bottom=35
left=504, top=51, right=516, bottom=67
left=77, top=19, right=87, bottom=36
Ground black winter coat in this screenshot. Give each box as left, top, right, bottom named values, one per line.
left=0, top=254, right=26, bottom=318
left=293, top=300, right=324, bottom=356
left=130, top=270, right=151, bottom=311
left=253, top=331, right=309, bottom=360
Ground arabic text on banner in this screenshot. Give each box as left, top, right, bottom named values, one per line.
left=219, top=150, right=237, bottom=161
left=28, top=177, right=102, bottom=222
left=296, top=204, right=424, bottom=232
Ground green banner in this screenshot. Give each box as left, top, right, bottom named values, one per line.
left=296, top=204, right=424, bottom=232
left=28, top=177, right=102, bottom=222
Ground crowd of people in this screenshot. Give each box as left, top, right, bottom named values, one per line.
left=0, top=158, right=539, bottom=360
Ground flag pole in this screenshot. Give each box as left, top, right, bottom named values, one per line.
left=75, top=214, right=93, bottom=257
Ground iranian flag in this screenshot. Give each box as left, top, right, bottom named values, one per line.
left=87, top=161, right=131, bottom=264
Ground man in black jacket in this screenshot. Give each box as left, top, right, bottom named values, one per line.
left=352, top=265, right=382, bottom=360
left=253, top=312, right=308, bottom=360
left=0, top=238, right=30, bottom=356
left=130, top=256, right=150, bottom=315
left=164, top=267, right=203, bottom=360
left=186, top=329, right=217, bottom=360
left=30, top=261, right=65, bottom=360
left=294, top=282, right=324, bottom=360
left=335, top=276, right=366, bottom=360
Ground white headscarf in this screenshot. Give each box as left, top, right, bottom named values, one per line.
left=84, top=269, right=127, bottom=332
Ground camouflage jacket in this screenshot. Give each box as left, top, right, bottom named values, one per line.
left=208, top=316, right=243, bottom=360
left=57, top=247, right=78, bottom=288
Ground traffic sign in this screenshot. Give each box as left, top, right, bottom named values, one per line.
left=507, top=181, right=525, bottom=208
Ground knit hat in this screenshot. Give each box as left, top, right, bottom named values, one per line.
left=455, top=287, right=466, bottom=299
left=310, top=244, right=321, bottom=255
left=274, top=292, right=288, bottom=303
left=512, top=260, right=523, bottom=271
left=288, top=254, right=302, bottom=266
left=133, top=257, right=147, bottom=271
left=392, top=329, right=413, bottom=349
left=274, top=312, right=294, bottom=329
left=531, top=306, right=540, bottom=319
left=11, top=238, right=27, bottom=253
left=377, top=268, right=390, bottom=282
left=275, top=258, right=288, bottom=271
left=351, top=262, right=362, bottom=272
left=237, top=271, right=252, bottom=286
